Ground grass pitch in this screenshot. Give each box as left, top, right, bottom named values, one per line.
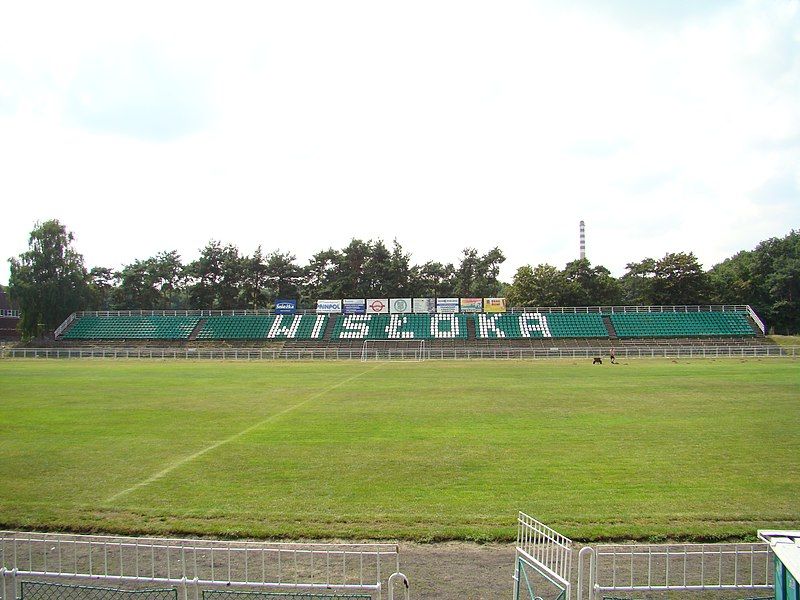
left=0, top=358, right=797, bottom=542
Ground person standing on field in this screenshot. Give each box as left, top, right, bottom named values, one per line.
left=610, top=347, right=616, bottom=364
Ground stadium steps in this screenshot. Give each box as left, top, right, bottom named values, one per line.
left=56, top=317, right=79, bottom=339
left=746, top=315, right=765, bottom=336
left=466, top=316, right=476, bottom=340
left=188, top=318, right=207, bottom=341
left=603, top=315, right=618, bottom=339
left=322, top=315, right=337, bottom=341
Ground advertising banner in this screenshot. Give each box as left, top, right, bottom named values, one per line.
left=316, top=299, right=342, bottom=314
left=413, top=297, right=436, bottom=313
left=390, top=298, right=413, bottom=313
left=365, top=298, right=389, bottom=314
left=275, top=299, right=297, bottom=315
left=436, top=297, right=460, bottom=313
left=483, top=297, right=507, bottom=313
left=342, top=298, right=366, bottom=314
left=460, top=298, right=483, bottom=313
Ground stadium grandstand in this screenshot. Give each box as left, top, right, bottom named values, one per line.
left=33, top=302, right=785, bottom=360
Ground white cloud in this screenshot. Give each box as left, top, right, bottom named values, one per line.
left=1, top=0, right=798, bottom=285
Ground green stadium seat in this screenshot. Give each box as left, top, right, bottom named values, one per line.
left=194, top=315, right=328, bottom=340
left=330, top=314, right=468, bottom=339
left=475, top=313, right=607, bottom=339
left=608, top=311, right=754, bottom=338
left=64, top=314, right=328, bottom=341
left=62, top=316, right=200, bottom=340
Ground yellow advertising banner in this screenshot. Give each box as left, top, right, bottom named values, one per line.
left=483, top=297, right=507, bottom=313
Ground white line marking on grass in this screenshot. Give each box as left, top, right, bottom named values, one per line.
left=106, top=364, right=382, bottom=503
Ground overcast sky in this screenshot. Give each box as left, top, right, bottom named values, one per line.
left=1, top=0, right=798, bottom=286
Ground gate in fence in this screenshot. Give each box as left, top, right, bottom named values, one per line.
left=0, top=532, right=409, bottom=600
left=514, top=514, right=573, bottom=600
left=516, top=514, right=775, bottom=600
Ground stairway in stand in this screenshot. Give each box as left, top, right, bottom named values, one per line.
left=602, top=315, right=617, bottom=339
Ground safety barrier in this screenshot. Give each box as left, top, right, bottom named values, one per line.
left=514, top=514, right=573, bottom=600
left=0, top=532, right=408, bottom=600
left=577, top=542, right=773, bottom=600
left=514, top=516, right=774, bottom=600
left=3, top=346, right=797, bottom=361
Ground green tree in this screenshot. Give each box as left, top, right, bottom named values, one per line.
left=86, top=267, right=116, bottom=311
left=506, top=264, right=567, bottom=307
left=414, top=261, right=455, bottom=297
left=113, top=251, right=185, bottom=310
left=265, top=250, right=302, bottom=302
left=302, top=248, right=343, bottom=306
left=454, top=247, right=506, bottom=297
left=620, top=258, right=657, bottom=305
left=387, top=240, right=413, bottom=296
left=562, top=258, right=622, bottom=306
left=8, top=220, right=88, bottom=338
left=113, top=259, right=159, bottom=309
left=749, top=231, right=799, bottom=333
left=708, top=250, right=755, bottom=305
left=337, top=239, right=371, bottom=297
left=362, top=240, right=393, bottom=297
left=651, top=252, right=710, bottom=305
left=240, top=246, right=271, bottom=309
left=187, top=241, right=243, bottom=309
left=149, top=250, right=185, bottom=309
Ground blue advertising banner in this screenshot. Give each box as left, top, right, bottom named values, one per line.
left=343, top=298, right=367, bottom=314
left=275, top=299, right=296, bottom=315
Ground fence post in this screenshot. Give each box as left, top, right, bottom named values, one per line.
left=577, top=546, right=595, bottom=600
left=10, top=567, right=18, bottom=600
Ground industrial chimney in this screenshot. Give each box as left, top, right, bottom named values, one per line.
left=579, top=220, right=586, bottom=260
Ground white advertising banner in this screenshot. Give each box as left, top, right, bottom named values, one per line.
left=436, top=297, right=460, bottom=313
left=316, top=299, right=342, bottom=314
left=413, top=298, right=436, bottom=313
left=365, top=298, right=389, bottom=314
left=390, top=298, right=413, bottom=313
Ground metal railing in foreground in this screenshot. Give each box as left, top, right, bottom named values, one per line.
left=577, top=542, right=773, bottom=600
left=515, top=516, right=775, bottom=600
left=3, top=346, right=797, bottom=361
left=514, top=513, right=573, bottom=600
left=0, top=531, right=409, bottom=600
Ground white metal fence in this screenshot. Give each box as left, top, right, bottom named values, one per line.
left=514, top=518, right=775, bottom=600
left=2, top=346, right=797, bottom=361
left=0, top=532, right=409, bottom=600
left=514, top=513, right=573, bottom=600
left=361, top=341, right=426, bottom=362
left=509, top=305, right=752, bottom=315
left=577, top=543, right=773, bottom=600
left=68, top=306, right=752, bottom=318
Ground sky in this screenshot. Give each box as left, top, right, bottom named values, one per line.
left=1, top=0, right=799, bottom=286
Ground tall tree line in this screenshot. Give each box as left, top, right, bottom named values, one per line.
left=7, top=220, right=799, bottom=337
